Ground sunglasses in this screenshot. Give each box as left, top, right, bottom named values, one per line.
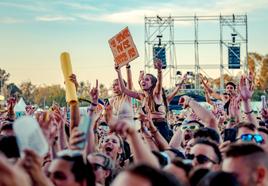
left=181, top=125, right=199, bottom=131
left=91, top=163, right=107, bottom=171
left=187, top=154, right=217, bottom=164
left=237, top=134, right=264, bottom=144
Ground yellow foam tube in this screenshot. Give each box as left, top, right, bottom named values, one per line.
left=60, top=52, right=78, bottom=104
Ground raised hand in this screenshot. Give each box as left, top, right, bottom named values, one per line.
left=7, top=97, right=16, bottom=109
left=68, top=127, right=86, bottom=150
left=176, top=73, right=187, bottom=87
left=110, top=119, right=135, bottom=138
left=35, top=111, right=58, bottom=146
left=178, top=96, right=192, bottom=109
left=69, top=74, right=79, bottom=91
left=114, top=64, right=121, bottom=73
left=154, top=58, right=163, bottom=70
left=25, top=105, right=36, bottom=116
left=89, top=80, right=99, bottom=104
left=18, top=149, right=52, bottom=186
left=229, top=96, right=241, bottom=119
left=51, top=104, right=66, bottom=126
left=261, top=108, right=268, bottom=120
left=0, top=155, right=31, bottom=186
left=238, top=75, right=253, bottom=101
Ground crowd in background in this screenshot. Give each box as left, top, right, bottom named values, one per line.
left=1, top=60, right=268, bottom=186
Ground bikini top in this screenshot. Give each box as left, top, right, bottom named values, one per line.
left=141, top=96, right=166, bottom=116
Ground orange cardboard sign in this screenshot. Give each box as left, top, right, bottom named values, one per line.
left=109, top=27, right=139, bottom=67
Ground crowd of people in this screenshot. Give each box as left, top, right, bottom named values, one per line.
left=1, top=60, right=268, bottom=186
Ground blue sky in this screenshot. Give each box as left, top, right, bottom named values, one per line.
left=0, top=0, right=268, bottom=89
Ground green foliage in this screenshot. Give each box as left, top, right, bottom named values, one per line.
left=32, top=85, right=66, bottom=107
left=20, top=81, right=36, bottom=104
left=252, top=89, right=268, bottom=101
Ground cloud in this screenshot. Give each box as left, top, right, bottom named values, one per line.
left=35, top=15, right=76, bottom=22
left=59, top=2, right=100, bottom=11
left=0, top=2, right=48, bottom=12
left=77, top=0, right=268, bottom=25
left=0, top=17, right=24, bottom=24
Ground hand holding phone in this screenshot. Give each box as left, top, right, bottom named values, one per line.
left=223, top=128, right=237, bottom=142
left=104, top=98, right=110, bottom=106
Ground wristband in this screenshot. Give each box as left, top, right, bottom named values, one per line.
left=91, top=102, right=97, bottom=106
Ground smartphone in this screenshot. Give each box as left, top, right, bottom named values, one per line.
left=223, top=128, right=237, bottom=142
left=77, top=114, right=92, bottom=149
left=104, top=98, right=110, bottom=106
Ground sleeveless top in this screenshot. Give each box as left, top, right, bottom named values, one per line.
left=141, top=95, right=166, bottom=117
left=111, top=94, right=134, bottom=123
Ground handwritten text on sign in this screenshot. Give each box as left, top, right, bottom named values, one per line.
left=109, top=27, right=139, bottom=67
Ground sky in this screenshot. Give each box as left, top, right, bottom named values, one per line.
left=0, top=0, right=268, bottom=89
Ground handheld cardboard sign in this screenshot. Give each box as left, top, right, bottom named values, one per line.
left=109, top=27, right=139, bottom=67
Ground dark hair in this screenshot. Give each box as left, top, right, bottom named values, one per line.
left=223, top=100, right=230, bottom=115
left=258, top=127, right=268, bottom=135
left=152, top=151, right=169, bottom=167
left=145, top=73, right=158, bottom=91
left=189, top=168, right=210, bottom=186
left=197, top=171, right=239, bottom=186
left=194, top=128, right=220, bottom=144
left=185, top=120, right=205, bottom=128
left=99, top=122, right=108, bottom=127
left=225, top=82, right=236, bottom=89
left=165, top=148, right=185, bottom=159
left=171, top=158, right=193, bottom=176
left=235, top=122, right=256, bottom=136
left=59, top=155, right=95, bottom=186
left=0, top=123, right=13, bottom=132
left=0, top=135, right=20, bottom=158
left=194, top=138, right=222, bottom=164
left=162, top=88, right=169, bottom=114
left=225, top=143, right=264, bottom=158
left=127, top=164, right=182, bottom=186
left=91, top=153, right=114, bottom=170
left=90, top=153, right=114, bottom=186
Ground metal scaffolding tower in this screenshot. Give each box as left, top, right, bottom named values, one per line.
left=144, top=14, right=248, bottom=92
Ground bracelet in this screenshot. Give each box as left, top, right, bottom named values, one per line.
left=126, top=64, right=131, bottom=69
left=91, top=102, right=97, bottom=106
left=244, top=110, right=253, bottom=114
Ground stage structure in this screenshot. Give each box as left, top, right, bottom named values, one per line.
left=144, top=15, right=248, bottom=92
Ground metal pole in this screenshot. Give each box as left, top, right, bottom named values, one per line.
left=144, top=16, right=147, bottom=73
left=245, top=14, right=248, bottom=75
left=194, top=15, right=200, bottom=92
left=169, top=16, right=173, bottom=88
left=220, top=15, right=224, bottom=92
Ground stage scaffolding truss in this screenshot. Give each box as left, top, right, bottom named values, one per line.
left=144, top=14, right=248, bottom=92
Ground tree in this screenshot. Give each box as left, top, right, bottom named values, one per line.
left=0, top=68, right=10, bottom=94
left=77, top=81, right=91, bottom=100
left=99, top=83, right=109, bottom=99
left=20, top=81, right=36, bottom=104
left=33, top=85, right=66, bottom=107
